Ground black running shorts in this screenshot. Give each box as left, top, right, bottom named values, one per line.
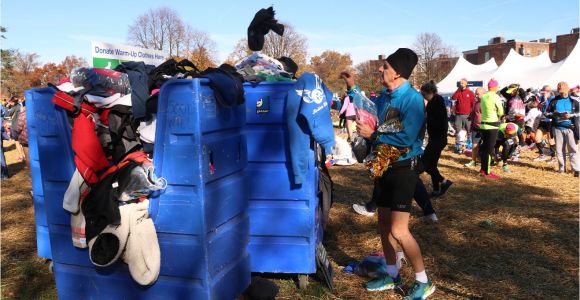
left=373, top=159, right=418, bottom=212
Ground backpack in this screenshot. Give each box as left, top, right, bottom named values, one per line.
left=508, top=96, right=526, bottom=119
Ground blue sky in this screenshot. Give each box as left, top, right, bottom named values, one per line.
left=1, top=0, right=579, bottom=65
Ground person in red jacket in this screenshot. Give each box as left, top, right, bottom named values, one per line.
left=451, top=78, right=475, bottom=152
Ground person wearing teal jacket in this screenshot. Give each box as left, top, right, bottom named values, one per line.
left=342, top=48, right=435, bottom=300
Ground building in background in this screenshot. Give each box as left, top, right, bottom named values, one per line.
left=463, top=27, right=579, bottom=65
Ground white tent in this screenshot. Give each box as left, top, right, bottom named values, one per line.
left=437, top=57, right=498, bottom=95
left=545, top=40, right=580, bottom=88
left=490, top=49, right=563, bottom=89
left=438, top=38, right=579, bottom=93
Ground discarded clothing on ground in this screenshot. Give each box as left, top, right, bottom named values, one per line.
left=331, top=136, right=358, bottom=166
left=343, top=255, right=387, bottom=278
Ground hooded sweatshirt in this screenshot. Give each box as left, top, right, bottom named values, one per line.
left=286, top=72, right=335, bottom=185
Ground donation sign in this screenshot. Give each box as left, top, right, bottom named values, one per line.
left=91, top=41, right=166, bottom=68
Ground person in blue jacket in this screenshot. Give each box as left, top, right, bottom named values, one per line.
left=342, top=48, right=435, bottom=300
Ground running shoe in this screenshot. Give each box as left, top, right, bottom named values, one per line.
left=464, top=160, right=476, bottom=167
left=403, top=280, right=436, bottom=300
left=533, top=155, right=547, bottom=161
left=480, top=170, right=501, bottom=180
left=547, top=158, right=557, bottom=165
left=511, top=155, right=520, bottom=162
left=432, top=180, right=453, bottom=197
left=422, top=213, right=438, bottom=222
left=366, top=274, right=403, bottom=291
left=352, top=203, right=375, bottom=217
left=502, top=165, right=511, bottom=173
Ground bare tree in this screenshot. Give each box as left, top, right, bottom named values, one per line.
left=127, top=7, right=217, bottom=64
left=14, top=51, right=40, bottom=76
left=226, top=39, right=253, bottom=64
left=184, top=27, right=218, bottom=70
left=225, top=24, right=309, bottom=73
left=412, top=32, right=457, bottom=84
left=262, top=25, right=308, bottom=68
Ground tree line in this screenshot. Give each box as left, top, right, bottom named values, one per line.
left=0, top=7, right=456, bottom=98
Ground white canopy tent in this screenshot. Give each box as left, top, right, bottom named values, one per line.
left=490, top=49, right=563, bottom=89
left=438, top=38, right=579, bottom=93
left=545, top=41, right=580, bottom=88
left=437, top=57, right=498, bottom=95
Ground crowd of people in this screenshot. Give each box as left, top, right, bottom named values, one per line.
left=1, top=96, right=28, bottom=180
left=332, top=46, right=578, bottom=299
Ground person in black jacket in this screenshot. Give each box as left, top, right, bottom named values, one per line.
left=421, top=82, right=453, bottom=197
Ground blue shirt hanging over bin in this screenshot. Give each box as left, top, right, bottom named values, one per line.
left=286, top=72, right=335, bottom=185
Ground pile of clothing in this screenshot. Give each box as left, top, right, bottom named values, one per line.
left=49, top=58, right=245, bottom=285
left=235, top=52, right=295, bottom=83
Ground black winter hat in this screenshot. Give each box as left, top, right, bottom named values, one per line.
left=385, top=48, right=418, bottom=79
left=277, top=56, right=298, bottom=75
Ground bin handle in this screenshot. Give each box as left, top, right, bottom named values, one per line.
left=208, top=150, right=215, bottom=175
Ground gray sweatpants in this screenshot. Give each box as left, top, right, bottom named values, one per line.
left=455, top=114, right=471, bottom=134
left=554, top=127, right=579, bottom=172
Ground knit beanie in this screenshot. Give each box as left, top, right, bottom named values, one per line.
left=488, top=79, right=499, bottom=90
left=385, top=48, right=418, bottom=79
left=506, top=123, right=517, bottom=135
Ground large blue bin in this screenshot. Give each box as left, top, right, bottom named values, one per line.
left=243, top=82, right=323, bottom=274
left=24, top=88, right=54, bottom=260
left=29, top=78, right=250, bottom=299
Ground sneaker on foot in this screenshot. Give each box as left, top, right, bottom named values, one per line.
left=422, top=213, right=438, bottom=222
left=534, top=155, right=547, bottom=161
left=432, top=180, right=453, bottom=197
left=511, top=155, right=520, bottom=162
left=352, top=203, right=375, bottom=217
left=464, top=160, right=476, bottom=167
left=502, top=165, right=511, bottom=173
left=403, top=280, right=436, bottom=300
left=547, top=158, right=557, bottom=165
left=366, top=274, right=403, bottom=291
left=481, top=172, right=501, bottom=180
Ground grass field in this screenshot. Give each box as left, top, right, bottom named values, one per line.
left=1, top=139, right=578, bottom=299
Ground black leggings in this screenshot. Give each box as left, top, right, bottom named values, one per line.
left=495, top=138, right=517, bottom=164
left=479, top=129, right=499, bottom=174
left=422, top=139, right=447, bottom=191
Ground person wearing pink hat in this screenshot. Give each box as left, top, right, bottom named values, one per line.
left=494, top=122, right=523, bottom=173
left=478, top=79, right=504, bottom=179
left=451, top=78, right=476, bottom=152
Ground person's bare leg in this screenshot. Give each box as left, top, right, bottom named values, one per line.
left=346, top=119, right=354, bottom=141
left=15, top=141, right=24, bottom=159
left=389, top=211, right=425, bottom=273
left=377, top=207, right=397, bottom=265
left=471, top=143, right=479, bottom=162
